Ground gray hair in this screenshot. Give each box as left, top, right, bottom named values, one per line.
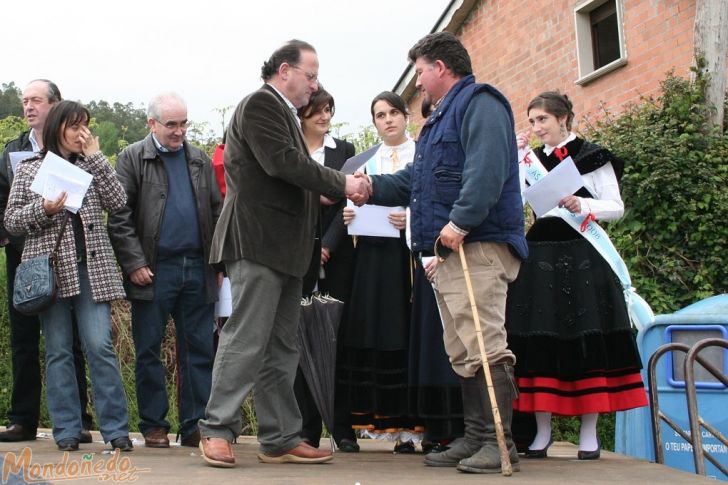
left=147, top=92, right=187, bottom=120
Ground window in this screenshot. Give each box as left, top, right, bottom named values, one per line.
left=574, top=0, right=627, bottom=85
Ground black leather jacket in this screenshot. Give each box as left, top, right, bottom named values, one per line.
left=0, top=131, right=33, bottom=251
left=108, top=134, right=223, bottom=302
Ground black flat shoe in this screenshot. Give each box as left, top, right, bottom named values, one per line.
left=525, top=438, right=553, bottom=459
left=337, top=438, right=360, bottom=453
left=57, top=438, right=80, bottom=451
left=577, top=440, right=601, bottom=460
left=577, top=448, right=600, bottom=460
left=393, top=440, right=416, bottom=454
left=110, top=436, right=134, bottom=452
left=422, top=441, right=448, bottom=454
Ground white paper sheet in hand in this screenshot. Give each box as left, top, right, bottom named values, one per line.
left=8, top=151, right=35, bottom=174
left=523, top=156, right=583, bottom=217
left=346, top=199, right=403, bottom=238
left=29, top=151, right=93, bottom=213
left=215, top=277, right=232, bottom=318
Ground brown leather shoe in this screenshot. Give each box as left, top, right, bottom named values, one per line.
left=199, top=437, right=235, bottom=468
left=80, top=429, right=93, bottom=444
left=143, top=428, right=170, bottom=448
left=0, top=424, right=37, bottom=442
left=180, top=429, right=201, bottom=447
left=258, top=441, right=333, bottom=464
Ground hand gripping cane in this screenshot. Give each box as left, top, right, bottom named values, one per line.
left=435, top=238, right=512, bottom=476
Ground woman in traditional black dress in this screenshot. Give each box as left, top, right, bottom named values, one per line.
left=506, top=92, right=647, bottom=460
left=338, top=91, right=420, bottom=452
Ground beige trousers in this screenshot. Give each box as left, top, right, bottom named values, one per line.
left=433, top=241, right=521, bottom=378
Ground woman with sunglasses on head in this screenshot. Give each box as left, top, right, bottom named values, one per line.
left=506, top=91, right=647, bottom=460
left=5, top=100, right=132, bottom=453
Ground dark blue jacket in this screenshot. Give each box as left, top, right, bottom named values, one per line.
left=371, top=75, right=527, bottom=259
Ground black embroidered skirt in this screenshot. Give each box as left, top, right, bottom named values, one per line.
left=505, top=218, right=647, bottom=415
left=337, top=234, right=418, bottom=432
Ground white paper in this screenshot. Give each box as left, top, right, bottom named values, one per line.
left=523, top=156, right=583, bottom=217
left=346, top=200, right=404, bottom=238
left=215, top=277, right=232, bottom=317
left=8, top=151, right=35, bottom=174
left=29, top=151, right=93, bottom=213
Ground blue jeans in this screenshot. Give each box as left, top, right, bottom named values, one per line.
left=131, top=256, right=214, bottom=438
left=40, top=265, right=129, bottom=443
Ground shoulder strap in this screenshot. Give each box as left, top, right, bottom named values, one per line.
left=52, top=211, right=71, bottom=257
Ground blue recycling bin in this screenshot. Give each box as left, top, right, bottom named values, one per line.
left=615, top=294, right=728, bottom=480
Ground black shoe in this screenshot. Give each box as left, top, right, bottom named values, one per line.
left=301, top=437, right=320, bottom=448
left=110, top=436, right=134, bottom=452
left=80, top=429, right=93, bottom=444
left=180, top=429, right=201, bottom=447
left=393, top=440, right=416, bottom=454
left=337, top=438, right=360, bottom=453
left=577, top=440, right=601, bottom=460
left=422, top=441, right=448, bottom=454
left=57, top=438, right=80, bottom=451
left=0, top=424, right=37, bottom=442
left=525, top=438, right=553, bottom=459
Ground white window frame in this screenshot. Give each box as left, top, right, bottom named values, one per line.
left=574, top=0, right=628, bottom=85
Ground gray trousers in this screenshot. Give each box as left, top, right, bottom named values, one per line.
left=198, top=258, right=303, bottom=454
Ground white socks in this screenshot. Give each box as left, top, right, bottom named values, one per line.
left=579, top=413, right=599, bottom=451
left=528, top=412, right=553, bottom=450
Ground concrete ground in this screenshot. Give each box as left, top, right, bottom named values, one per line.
left=0, top=430, right=718, bottom=484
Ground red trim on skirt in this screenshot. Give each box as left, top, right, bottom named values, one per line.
left=513, top=373, right=648, bottom=415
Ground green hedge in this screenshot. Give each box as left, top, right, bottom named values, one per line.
left=583, top=66, right=727, bottom=314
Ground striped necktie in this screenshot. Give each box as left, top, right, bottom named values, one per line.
left=391, top=148, right=400, bottom=172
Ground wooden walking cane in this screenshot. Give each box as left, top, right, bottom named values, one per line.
left=435, top=237, right=512, bottom=476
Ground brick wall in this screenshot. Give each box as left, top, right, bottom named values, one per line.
left=407, top=0, right=725, bottom=134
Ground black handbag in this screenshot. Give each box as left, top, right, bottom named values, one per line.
left=13, top=211, right=70, bottom=316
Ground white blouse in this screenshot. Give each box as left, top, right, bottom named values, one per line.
left=520, top=134, right=624, bottom=222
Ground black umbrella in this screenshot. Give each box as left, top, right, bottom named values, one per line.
left=297, top=293, right=345, bottom=442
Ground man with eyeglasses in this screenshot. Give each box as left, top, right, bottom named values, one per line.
left=0, top=79, right=95, bottom=444
left=197, top=39, right=371, bottom=468
left=108, top=92, right=223, bottom=450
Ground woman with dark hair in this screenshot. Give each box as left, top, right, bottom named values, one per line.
left=506, top=91, right=647, bottom=460
left=293, top=87, right=359, bottom=451
left=5, top=100, right=132, bottom=452
left=339, top=91, right=421, bottom=453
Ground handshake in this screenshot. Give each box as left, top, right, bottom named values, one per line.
left=344, top=172, right=372, bottom=206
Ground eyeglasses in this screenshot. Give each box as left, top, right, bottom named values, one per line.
left=156, top=119, right=190, bottom=130
left=290, top=65, right=319, bottom=83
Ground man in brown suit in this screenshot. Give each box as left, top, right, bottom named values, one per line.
left=198, top=39, right=370, bottom=468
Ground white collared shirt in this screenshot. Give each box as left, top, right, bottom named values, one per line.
left=267, top=83, right=300, bottom=125
left=543, top=132, right=577, bottom=156
left=151, top=134, right=183, bottom=153
left=521, top=133, right=624, bottom=221
left=28, top=129, right=41, bottom=152
left=309, top=134, right=337, bottom=166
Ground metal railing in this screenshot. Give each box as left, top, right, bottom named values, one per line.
left=648, top=338, right=728, bottom=478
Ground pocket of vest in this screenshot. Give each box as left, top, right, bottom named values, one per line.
left=432, top=130, right=462, bottom=168
left=433, top=169, right=462, bottom=203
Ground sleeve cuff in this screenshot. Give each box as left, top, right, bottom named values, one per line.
left=448, top=221, right=470, bottom=236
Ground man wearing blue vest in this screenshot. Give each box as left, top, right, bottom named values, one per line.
left=366, top=32, right=527, bottom=474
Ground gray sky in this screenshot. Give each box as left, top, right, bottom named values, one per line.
left=1, top=0, right=448, bottom=139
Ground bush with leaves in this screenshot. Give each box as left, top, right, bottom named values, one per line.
left=582, top=68, right=728, bottom=314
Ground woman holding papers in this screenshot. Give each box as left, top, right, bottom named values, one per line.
left=5, top=100, right=132, bottom=452
left=506, top=92, right=646, bottom=460
left=339, top=91, right=420, bottom=453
